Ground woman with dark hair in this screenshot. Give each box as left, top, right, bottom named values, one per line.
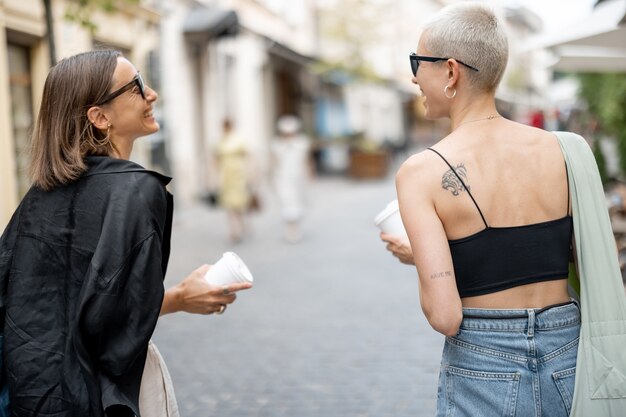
left=0, top=50, right=251, bottom=417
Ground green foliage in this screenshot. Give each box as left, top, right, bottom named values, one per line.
left=310, top=59, right=383, bottom=83
left=64, top=0, right=140, bottom=33
left=505, top=67, right=528, bottom=91
left=316, top=0, right=391, bottom=83
left=592, top=137, right=608, bottom=184
left=578, top=73, right=626, bottom=176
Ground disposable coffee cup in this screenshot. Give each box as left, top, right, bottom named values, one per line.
left=204, top=252, right=254, bottom=286
left=374, top=199, right=407, bottom=237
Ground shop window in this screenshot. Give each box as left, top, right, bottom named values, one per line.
left=7, top=43, right=34, bottom=198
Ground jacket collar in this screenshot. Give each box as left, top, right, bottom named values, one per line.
left=83, top=156, right=172, bottom=186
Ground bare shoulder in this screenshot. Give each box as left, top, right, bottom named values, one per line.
left=504, top=120, right=558, bottom=142
left=395, top=150, right=444, bottom=224
left=396, top=150, right=440, bottom=189
left=396, top=150, right=439, bottom=197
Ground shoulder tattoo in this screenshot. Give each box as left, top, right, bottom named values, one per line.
left=441, top=163, right=470, bottom=196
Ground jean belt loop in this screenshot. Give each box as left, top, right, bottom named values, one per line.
left=527, top=309, right=535, bottom=338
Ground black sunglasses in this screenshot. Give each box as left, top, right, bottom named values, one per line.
left=409, top=53, right=479, bottom=76
left=96, top=72, right=146, bottom=105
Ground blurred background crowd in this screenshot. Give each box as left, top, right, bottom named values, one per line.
left=2, top=1, right=626, bottom=415
left=1, top=0, right=626, bottom=253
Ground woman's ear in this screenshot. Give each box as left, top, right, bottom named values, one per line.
left=86, top=106, right=110, bottom=131
left=446, top=59, right=460, bottom=86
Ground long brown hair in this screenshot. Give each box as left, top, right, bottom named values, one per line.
left=30, top=50, right=121, bottom=190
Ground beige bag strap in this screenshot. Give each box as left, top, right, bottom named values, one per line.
left=139, top=341, right=180, bottom=417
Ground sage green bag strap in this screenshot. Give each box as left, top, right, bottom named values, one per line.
left=555, top=131, right=626, bottom=416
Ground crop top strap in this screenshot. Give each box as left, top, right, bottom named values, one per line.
left=564, top=160, right=571, bottom=215
left=427, top=148, right=489, bottom=228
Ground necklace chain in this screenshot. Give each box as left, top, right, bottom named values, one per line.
left=457, top=114, right=501, bottom=128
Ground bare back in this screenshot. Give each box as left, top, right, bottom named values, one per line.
left=427, top=120, right=571, bottom=308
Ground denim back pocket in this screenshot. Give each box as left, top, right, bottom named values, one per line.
left=444, top=366, right=520, bottom=417
left=553, top=366, right=576, bottom=414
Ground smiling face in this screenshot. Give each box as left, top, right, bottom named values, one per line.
left=411, top=35, right=451, bottom=120
left=101, top=57, right=159, bottom=156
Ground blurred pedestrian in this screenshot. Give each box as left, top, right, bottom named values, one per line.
left=0, top=50, right=251, bottom=417
left=390, top=3, right=626, bottom=416
left=544, top=107, right=562, bottom=131
left=215, top=119, right=250, bottom=243
left=271, top=115, right=312, bottom=243
left=529, top=108, right=545, bottom=129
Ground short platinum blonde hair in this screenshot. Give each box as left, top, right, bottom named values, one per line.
left=422, top=2, right=508, bottom=92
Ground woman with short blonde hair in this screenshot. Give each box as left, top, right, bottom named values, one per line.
left=397, top=3, right=581, bottom=416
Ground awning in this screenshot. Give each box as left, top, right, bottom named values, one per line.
left=548, top=45, right=626, bottom=72
left=266, top=38, right=315, bottom=67
left=526, top=0, right=626, bottom=50
left=525, top=0, right=626, bottom=72
left=183, top=5, right=239, bottom=44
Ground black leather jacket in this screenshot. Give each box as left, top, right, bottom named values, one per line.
left=0, top=157, right=173, bottom=417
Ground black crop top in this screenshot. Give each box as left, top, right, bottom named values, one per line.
left=428, top=148, right=573, bottom=297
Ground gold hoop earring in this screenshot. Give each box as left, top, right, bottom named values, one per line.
left=444, top=85, right=457, bottom=99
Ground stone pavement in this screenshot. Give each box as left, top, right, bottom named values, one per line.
left=153, top=170, right=444, bottom=417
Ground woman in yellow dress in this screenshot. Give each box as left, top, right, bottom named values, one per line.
left=215, top=119, right=250, bottom=242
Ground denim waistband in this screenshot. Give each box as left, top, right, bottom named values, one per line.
left=460, top=301, right=580, bottom=331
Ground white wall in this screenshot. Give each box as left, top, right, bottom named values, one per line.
left=160, top=0, right=203, bottom=203
left=345, top=83, right=404, bottom=145
left=0, top=0, right=160, bottom=227
left=160, top=0, right=318, bottom=205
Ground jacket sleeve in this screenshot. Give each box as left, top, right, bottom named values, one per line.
left=74, top=173, right=168, bottom=411
left=0, top=205, right=21, bottom=311
left=78, top=230, right=165, bottom=376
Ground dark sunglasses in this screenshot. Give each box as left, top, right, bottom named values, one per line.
left=409, top=53, right=479, bottom=76
left=96, top=72, right=146, bottom=105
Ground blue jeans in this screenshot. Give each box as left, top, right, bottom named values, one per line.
left=437, top=302, right=580, bottom=417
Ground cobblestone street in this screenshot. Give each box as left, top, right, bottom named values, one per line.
left=153, top=170, right=444, bottom=417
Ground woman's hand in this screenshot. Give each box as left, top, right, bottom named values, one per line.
left=160, top=264, right=253, bottom=316
left=380, top=232, right=415, bottom=265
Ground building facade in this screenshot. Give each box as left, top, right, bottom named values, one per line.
left=0, top=0, right=552, bottom=229
left=0, top=0, right=162, bottom=229
left=159, top=0, right=318, bottom=204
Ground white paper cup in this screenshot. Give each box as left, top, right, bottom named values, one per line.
left=204, top=252, right=254, bottom=286
left=374, top=199, right=407, bottom=237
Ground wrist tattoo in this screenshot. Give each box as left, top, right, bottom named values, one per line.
left=430, top=270, right=452, bottom=279
left=441, top=163, right=470, bottom=196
